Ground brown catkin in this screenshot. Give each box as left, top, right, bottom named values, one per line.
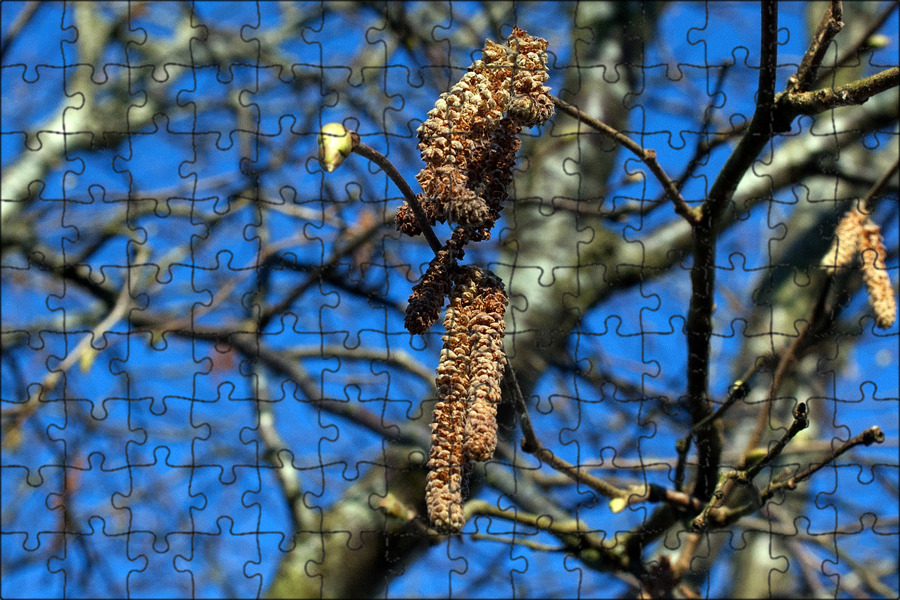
left=420, top=28, right=548, bottom=529
left=425, top=276, right=474, bottom=533
left=462, top=269, right=507, bottom=462
left=410, top=40, right=511, bottom=229
left=860, top=220, right=896, bottom=329
left=506, top=27, right=555, bottom=127
left=424, top=266, right=509, bottom=531
left=404, top=248, right=455, bottom=334
left=821, top=208, right=864, bottom=274
left=400, top=28, right=553, bottom=237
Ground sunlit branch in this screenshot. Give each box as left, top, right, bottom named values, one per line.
left=505, top=360, right=628, bottom=501
left=816, top=2, right=897, bottom=89
left=2, top=248, right=143, bottom=443
left=351, top=139, right=444, bottom=255
left=782, top=67, right=899, bottom=116
left=551, top=94, right=700, bottom=225
left=786, top=0, right=844, bottom=94
left=286, top=345, right=435, bottom=384
left=254, top=366, right=312, bottom=533
left=760, top=425, right=885, bottom=502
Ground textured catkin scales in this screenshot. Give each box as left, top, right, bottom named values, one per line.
left=404, top=248, right=456, bottom=335
left=419, top=28, right=544, bottom=533
left=397, top=27, right=553, bottom=237
left=506, top=27, right=555, bottom=127
left=425, top=276, right=473, bottom=533
left=462, top=269, right=507, bottom=462
left=425, top=267, right=508, bottom=533
left=860, top=221, right=896, bottom=329
left=404, top=229, right=469, bottom=334
left=404, top=39, right=511, bottom=231
left=401, top=28, right=552, bottom=337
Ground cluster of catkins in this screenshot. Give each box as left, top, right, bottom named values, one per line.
left=821, top=206, right=896, bottom=328
left=426, top=267, right=508, bottom=533
left=402, top=27, right=554, bottom=336
left=399, top=28, right=554, bottom=534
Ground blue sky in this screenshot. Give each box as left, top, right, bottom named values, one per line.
left=2, top=2, right=898, bottom=598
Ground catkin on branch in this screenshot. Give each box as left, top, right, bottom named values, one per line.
left=425, top=278, right=473, bottom=533
left=400, top=28, right=553, bottom=237
left=821, top=208, right=865, bottom=274
left=460, top=268, right=508, bottom=462
left=860, top=221, right=896, bottom=329
left=404, top=248, right=456, bottom=334
left=506, top=27, right=556, bottom=127
left=424, top=266, right=509, bottom=531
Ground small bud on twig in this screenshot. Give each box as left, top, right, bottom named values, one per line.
left=318, top=122, right=354, bottom=172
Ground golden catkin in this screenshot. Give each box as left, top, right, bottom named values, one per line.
left=860, top=220, right=896, bottom=329
left=821, top=208, right=864, bottom=274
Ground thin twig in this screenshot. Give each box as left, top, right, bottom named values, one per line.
left=286, top=344, right=435, bottom=384
left=505, top=361, right=627, bottom=501
left=653, top=63, right=734, bottom=210
left=551, top=95, right=700, bottom=225
left=815, top=2, right=897, bottom=89
left=742, top=277, right=832, bottom=466
left=692, top=369, right=757, bottom=435
left=464, top=500, right=592, bottom=538
left=745, top=402, right=810, bottom=481
left=351, top=140, right=444, bottom=255
left=462, top=499, right=620, bottom=566
left=861, top=157, right=900, bottom=214
left=760, top=425, right=885, bottom=502
left=694, top=421, right=884, bottom=532
left=673, top=366, right=756, bottom=492
left=786, top=0, right=844, bottom=94
left=506, top=359, right=710, bottom=514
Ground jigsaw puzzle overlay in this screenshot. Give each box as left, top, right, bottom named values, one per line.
left=1, top=2, right=898, bottom=598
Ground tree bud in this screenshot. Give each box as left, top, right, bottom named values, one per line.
left=318, top=122, right=353, bottom=172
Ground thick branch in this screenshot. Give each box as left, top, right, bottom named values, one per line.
left=780, top=67, right=900, bottom=116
